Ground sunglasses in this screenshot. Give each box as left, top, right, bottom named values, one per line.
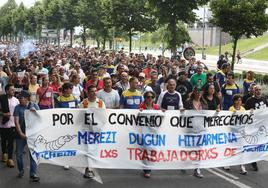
left=146, top=95, right=154, bottom=99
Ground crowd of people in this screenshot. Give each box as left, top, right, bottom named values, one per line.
left=0, top=41, right=267, bottom=182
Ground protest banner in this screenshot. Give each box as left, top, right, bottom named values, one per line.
left=25, top=108, right=268, bottom=169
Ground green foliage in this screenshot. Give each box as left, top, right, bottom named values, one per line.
left=210, top=0, right=268, bottom=70
left=107, top=0, right=156, bottom=51
left=148, top=0, right=208, bottom=53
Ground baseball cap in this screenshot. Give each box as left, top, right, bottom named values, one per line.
left=19, top=90, right=30, bottom=99
left=139, top=72, right=145, bottom=78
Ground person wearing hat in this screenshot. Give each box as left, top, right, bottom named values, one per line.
left=14, top=90, right=40, bottom=182
left=138, top=72, right=153, bottom=95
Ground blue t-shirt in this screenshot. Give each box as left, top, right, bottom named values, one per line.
left=13, top=102, right=40, bottom=134
left=215, top=70, right=226, bottom=87
left=221, top=83, right=240, bottom=110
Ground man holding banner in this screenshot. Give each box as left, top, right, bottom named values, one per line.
left=80, top=85, right=106, bottom=178
left=14, top=90, right=40, bottom=182
left=245, top=84, right=268, bottom=171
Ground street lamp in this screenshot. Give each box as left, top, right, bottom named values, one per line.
left=202, top=6, right=206, bottom=60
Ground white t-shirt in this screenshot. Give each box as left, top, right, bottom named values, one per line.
left=97, top=89, right=120, bottom=109
left=72, top=84, right=83, bottom=103
left=0, top=96, right=20, bottom=128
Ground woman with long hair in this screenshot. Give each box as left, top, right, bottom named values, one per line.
left=201, top=83, right=221, bottom=111
left=36, top=76, right=54, bottom=109
left=184, top=87, right=204, bottom=178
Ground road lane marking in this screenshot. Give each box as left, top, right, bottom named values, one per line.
left=206, top=169, right=252, bottom=188
left=213, top=168, right=240, bottom=180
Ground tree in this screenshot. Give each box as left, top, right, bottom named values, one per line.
left=148, top=0, right=208, bottom=55
left=76, top=0, right=102, bottom=47
left=0, top=0, right=18, bottom=40
left=61, top=0, right=79, bottom=47
left=210, top=0, right=268, bottom=70
left=161, top=23, right=191, bottom=53
left=13, top=2, right=27, bottom=41
left=107, top=0, right=156, bottom=52
left=43, top=0, right=64, bottom=45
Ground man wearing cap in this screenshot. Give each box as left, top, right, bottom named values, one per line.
left=143, top=62, right=155, bottom=79
left=14, top=90, right=40, bottom=182
left=138, top=72, right=153, bottom=95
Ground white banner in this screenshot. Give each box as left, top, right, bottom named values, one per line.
left=25, top=108, right=268, bottom=169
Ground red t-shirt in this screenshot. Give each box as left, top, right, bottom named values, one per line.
left=49, top=83, right=60, bottom=94
left=85, top=79, right=104, bottom=91
left=139, top=102, right=159, bottom=110
left=37, top=86, right=54, bottom=106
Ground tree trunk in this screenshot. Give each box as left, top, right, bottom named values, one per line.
left=70, top=28, right=73, bottom=47
left=82, top=26, right=86, bottom=47
left=97, top=40, right=100, bottom=49
left=109, top=40, right=113, bottom=50
left=57, top=29, right=60, bottom=46
left=102, top=38, right=106, bottom=50
left=171, top=17, right=177, bottom=56
left=129, top=29, right=132, bottom=53
left=231, top=38, right=238, bottom=71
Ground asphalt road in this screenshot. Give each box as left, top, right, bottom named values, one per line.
left=1, top=153, right=268, bottom=188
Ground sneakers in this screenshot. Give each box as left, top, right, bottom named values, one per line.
left=63, top=165, right=70, bottom=170
left=252, top=162, right=258, bottom=171
left=17, top=171, right=24, bottom=178
left=193, top=169, right=204, bottom=178
left=83, top=168, right=94, bottom=179
left=6, top=159, right=15, bottom=168
left=1, top=153, right=8, bottom=162
left=30, top=174, right=40, bottom=182
left=144, top=172, right=151, bottom=178
left=240, top=165, right=247, bottom=175
left=223, top=166, right=230, bottom=170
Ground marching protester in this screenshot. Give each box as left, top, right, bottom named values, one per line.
left=97, top=77, right=120, bottom=109
left=14, top=90, right=40, bottom=182
left=0, top=40, right=267, bottom=182
left=245, top=84, right=268, bottom=171
left=80, top=85, right=106, bottom=179
left=0, top=84, right=19, bottom=167
left=157, top=79, right=183, bottom=110
left=228, top=94, right=247, bottom=175
left=221, top=72, right=240, bottom=110
left=243, top=71, right=256, bottom=95
left=184, top=87, right=204, bottom=178
left=189, top=65, right=206, bottom=91
left=36, top=76, right=54, bottom=109
left=139, top=91, right=160, bottom=178
left=120, top=77, right=143, bottom=109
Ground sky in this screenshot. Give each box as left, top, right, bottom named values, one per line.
left=0, top=0, right=37, bottom=8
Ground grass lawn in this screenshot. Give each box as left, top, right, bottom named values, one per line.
left=246, top=46, right=268, bottom=61
left=198, top=34, right=268, bottom=56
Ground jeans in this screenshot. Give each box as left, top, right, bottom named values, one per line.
left=16, top=138, right=37, bottom=176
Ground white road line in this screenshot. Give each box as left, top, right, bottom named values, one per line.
left=212, top=168, right=240, bottom=180
left=206, top=169, right=252, bottom=188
